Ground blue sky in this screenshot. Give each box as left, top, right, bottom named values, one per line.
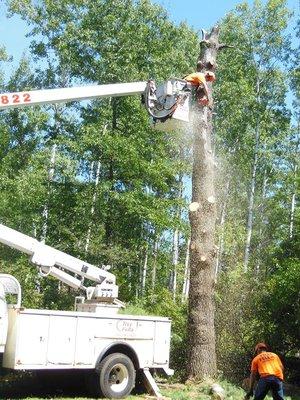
left=155, top=0, right=298, bottom=29
left=0, top=0, right=298, bottom=72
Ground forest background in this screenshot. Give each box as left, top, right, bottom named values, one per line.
left=0, top=0, right=299, bottom=386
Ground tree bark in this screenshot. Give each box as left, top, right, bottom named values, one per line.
left=244, top=120, right=260, bottom=271
left=289, top=158, right=298, bottom=239
left=215, top=179, right=230, bottom=278
left=171, top=227, right=179, bottom=301
left=244, top=73, right=262, bottom=271
left=186, top=26, right=220, bottom=380
left=85, top=159, right=101, bottom=254
left=151, top=234, right=159, bottom=290
left=41, top=143, right=57, bottom=242
left=182, top=237, right=191, bottom=302
left=141, top=244, right=148, bottom=295
left=255, top=165, right=269, bottom=274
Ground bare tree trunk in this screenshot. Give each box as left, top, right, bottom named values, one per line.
left=85, top=160, right=101, bottom=254
left=170, top=174, right=183, bottom=299
left=244, top=73, right=262, bottom=271
left=256, top=166, right=269, bottom=273
left=151, top=235, right=159, bottom=290
left=244, top=121, right=260, bottom=271
left=105, top=99, right=115, bottom=244
left=182, top=238, right=190, bottom=302
left=289, top=163, right=298, bottom=239
left=172, top=227, right=179, bottom=301
left=141, top=244, right=148, bottom=295
left=84, top=125, right=107, bottom=253
left=187, top=26, right=221, bottom=380
left=215, top=179, right=230, bottom=277
left=41, top=143, right=57, bottom=242
left=289, top=120, right=300, bottom=238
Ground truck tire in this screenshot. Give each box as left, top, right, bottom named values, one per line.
left=97, top=353, right=136, bottom=399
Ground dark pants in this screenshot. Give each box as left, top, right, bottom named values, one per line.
left=254, top=376, right=284, bottom=400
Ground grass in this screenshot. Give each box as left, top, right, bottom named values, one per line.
left=0, top=372, right=299, bottom=400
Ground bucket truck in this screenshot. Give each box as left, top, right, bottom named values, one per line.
left=0, top=78, right=190, bottom=398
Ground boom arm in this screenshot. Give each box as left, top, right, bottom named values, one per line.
left=0, top=82, right=147, bottom=110
left=0, top=79, right=191, bottom=126
left=0, top=224, right=118, bottom=302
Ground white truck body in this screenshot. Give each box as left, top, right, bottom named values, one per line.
left=3, top=306, right=171, bottom=372
left=0, top=223, right=173, bottom=399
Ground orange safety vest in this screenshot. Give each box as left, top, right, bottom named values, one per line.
left=251, top=352, right=284, bottom=380
left=184, top=72, right=206, bottom=86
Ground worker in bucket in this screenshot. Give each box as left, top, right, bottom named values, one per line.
left=245, top=342, right=284, bottom=400
left=184, top=71, right=215, bottom=106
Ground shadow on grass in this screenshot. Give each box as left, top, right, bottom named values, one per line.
left=0, top=370, right=93, bottom=399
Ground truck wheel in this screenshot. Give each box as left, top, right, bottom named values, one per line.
left=97, top=353, right=136, bottom=399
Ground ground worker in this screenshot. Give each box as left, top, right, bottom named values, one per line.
left=184, top=71, right=215, bottom=106
left=245, top=342, right=284, bottom=400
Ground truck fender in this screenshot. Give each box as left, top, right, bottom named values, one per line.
left=94, top=341, right=140, bottom=371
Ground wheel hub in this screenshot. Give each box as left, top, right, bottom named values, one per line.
left=108, top=363, right=129, bottom=393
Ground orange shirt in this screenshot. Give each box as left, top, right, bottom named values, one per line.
left=251, top=352, right=283, bottom=380
left=184, top=72, right=206, bottom=86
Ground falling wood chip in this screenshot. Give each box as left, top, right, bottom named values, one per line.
left=189, top=202, right=200, bottom=212
left=210, top=383, right=225, bottom=400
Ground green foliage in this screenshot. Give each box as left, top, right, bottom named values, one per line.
left=1, top=0, right=197, bottom=309
left=258, top=258, right=300, bottom=354
left=0, top=0, right=299, bottom=387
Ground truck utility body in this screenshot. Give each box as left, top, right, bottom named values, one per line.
left=0, top=224, right=172, bottom=398
left=4, top=306, right=171, bottom=371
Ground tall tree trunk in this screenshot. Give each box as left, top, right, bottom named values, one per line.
left=256, top=166, right=269, bottom=273
left=244, top=120, right=260, bottom=271
left=290, top=121, right=300, bottom=238
left=141, top=244, right=148, bottom=295
left=85, top=160, right=101, bottom=254
left=215, top=179, right=230, bottom=277
left=182, top=238, right=191, bottom=302
left=171, top=174, right=184, bottom=299
left=187, top=26, right=221, bottom=380
left=244, top=74, right=262, bottom=271
left=41, top=143, right=57, bottom=242
left=151, top=234, right=159, bottom=290
left=105, top=99, right=115, bottom=244
left=289, top=156, right=298, bottom=240
left=85, top=125, right=107, bottom=254
left=171, top=227, right=179, bottom=301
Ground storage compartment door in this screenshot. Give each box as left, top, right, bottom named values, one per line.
left=74, top=318, right=95, bottom=366
left=153, top=322, right=171, bottom=365
left=47, top=316, right=76, bottom=366
left=16, top=314, right=49, bottom=366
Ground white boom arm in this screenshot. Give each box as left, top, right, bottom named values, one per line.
left=0, top=224, right=118, bottom=302
left=0, top=82, right=147, bottom=110
left=0, top=79, right=191, bottom=128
